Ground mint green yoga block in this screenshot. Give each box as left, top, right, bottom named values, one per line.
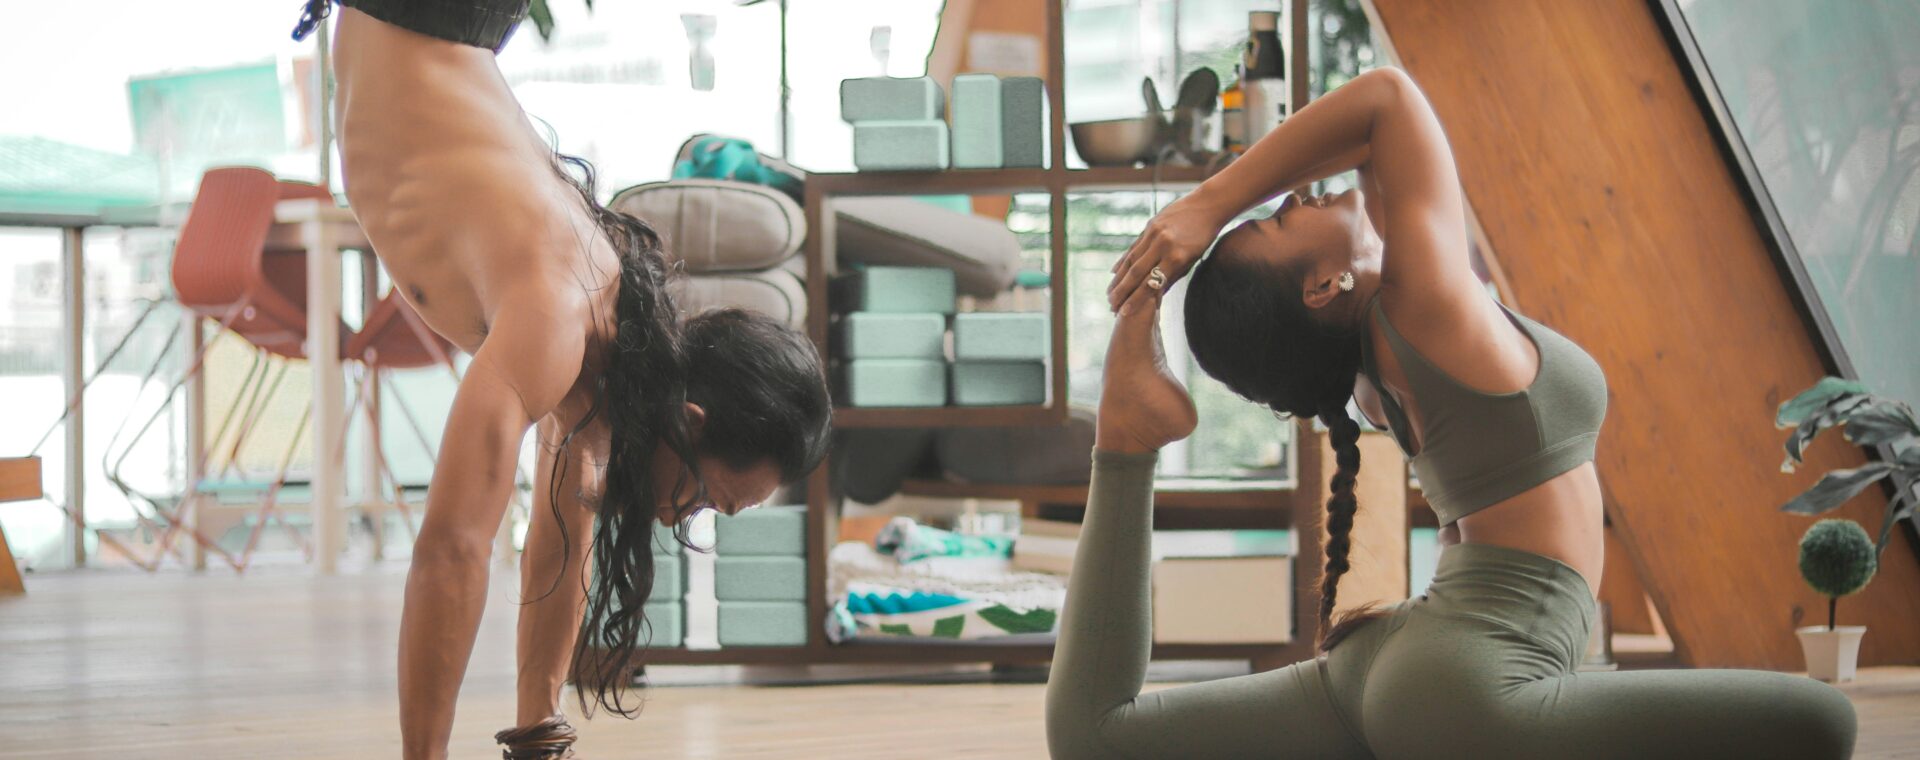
left=719, top=602, right=809, bottom=647
left=714, top=556, right=807, bottom=601
left=840, top=76, right=944, bottom=122
left=835, top=266, right=957, bottom=314
left=837, top=359, right=949, bottom=407
left=951, top=74, right=1004, bottom=169
left=653, top=521, right=681, bottom=555
left=655, top=552, right=686, bottom=598
left=854, top=121, right=951, bottom=172
left=644, top=601, right=683, bottom=648
left=952, top=361, right=1046, bottom=406
left=953, top=312, right=1048, bottom=361
left=1001, top=77, right=1046, bottom=168
left=714, top=506, right=807, bottom=555
left=836, top=313, right=947, bottom=359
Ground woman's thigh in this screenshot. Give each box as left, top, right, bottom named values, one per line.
left=1360, top=612, right=1855, bottom=760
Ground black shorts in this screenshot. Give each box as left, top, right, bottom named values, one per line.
left=293, top=0, right=530, bottom=53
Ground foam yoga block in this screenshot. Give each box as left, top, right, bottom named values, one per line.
left=951, top=74, right=1004, bottom=169
left=832, top=266, right=957, bottom=314
left=854, top=121, right=951, bottom=171
left=714, top=556, right=807, bottom=601
left=836, top=359, right=948, bottom=407
left=655, top=552, right=687, bottom=598
left=952, top=361, right=1046, bottom=406
left=714, top=506, right=807, bottom=555
left=719, top=602, right=808, bottom=646
left=835, top=313, right=947, bottom=359
left=653, top=521, right=683, bottom=555
left=840, top=77, right=944, bottom=122
left=953, top=312, right=1048, bottom=361
left=644, top=601, right=684, bottom=648
left=1000, top=77, right=1046, bottom=168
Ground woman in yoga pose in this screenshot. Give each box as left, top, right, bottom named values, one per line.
left=292, top=2, right=830, bottom=757
left=1049, top=66, right=1856, bottom=759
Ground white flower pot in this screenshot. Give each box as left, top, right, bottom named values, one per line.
left=1795, top=625, right=1866, bottom=682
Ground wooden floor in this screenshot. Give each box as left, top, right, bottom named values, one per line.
left=2, top=565, right=1915, bottom=759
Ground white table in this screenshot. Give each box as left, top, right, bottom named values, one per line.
left=273, top=198, right=371, bottom=575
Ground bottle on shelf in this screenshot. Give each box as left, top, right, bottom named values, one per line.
left=1242, top=11, right=1288, bottom=145
left=1222, top=64, right=1248, bottom=155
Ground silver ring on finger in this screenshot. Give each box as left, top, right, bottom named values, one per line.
left=1146, top=266, right=1168, bottom=291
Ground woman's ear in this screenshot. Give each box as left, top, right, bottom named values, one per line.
left=685, top=402, right=707, bottom=436
left=1302, top=272, right=1340, bottom=310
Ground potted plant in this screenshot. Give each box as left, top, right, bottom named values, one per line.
left=1794, top=519, right=1876, bottom=682
left=1775, top=376, right=1919, bottom=550
left=1775, top=376, right=1918, bottom=680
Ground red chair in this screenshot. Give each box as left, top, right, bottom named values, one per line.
left=239, top=293, right=458, bottom=564
left=79, top=168, right=359, bottom=571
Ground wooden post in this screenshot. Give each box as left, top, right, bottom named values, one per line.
left=61, top=227, right=86, bottom=568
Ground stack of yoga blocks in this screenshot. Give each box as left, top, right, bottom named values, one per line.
left=951, top=311, right=1048, bottom=406
left=831, top=266, right=1049, bottom=407
left=832, top=266, right=955, bottom=407
left=843, top=75, right=1045, bottom=171
left=713, top=506, right=809, bottom=647
left=649, top=523, right=686, bottom=648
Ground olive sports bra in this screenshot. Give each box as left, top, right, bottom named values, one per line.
left=1359, top=295, right=1608, bottom=525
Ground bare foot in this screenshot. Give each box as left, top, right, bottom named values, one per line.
left=1096, top=287, right=1198, bottom=453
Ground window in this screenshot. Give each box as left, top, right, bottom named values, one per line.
left=1669, top=0, right=1920, bottom=408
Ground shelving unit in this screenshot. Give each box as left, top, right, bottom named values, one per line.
left=639, top=0, right=1324, bottom=672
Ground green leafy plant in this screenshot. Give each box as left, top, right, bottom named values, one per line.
left=528, top=0, right=593, bottom=43
left=1798, top=519, right=1877, bottom=630
left=1776, top=376, right=1920, bottom=551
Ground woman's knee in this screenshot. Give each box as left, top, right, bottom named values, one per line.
left=1775, top=677, right=1857, bottom=759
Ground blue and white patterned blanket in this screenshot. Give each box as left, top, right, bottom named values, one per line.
left=827, top=542, right=1066, bottom=642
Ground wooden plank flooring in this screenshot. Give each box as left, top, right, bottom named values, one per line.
left=1, top=565, right=1914, bottom=758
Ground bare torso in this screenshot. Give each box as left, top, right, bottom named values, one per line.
left=1353, top=296, right=1606, bottom=591
left=332, top=8, right=614, bottom=420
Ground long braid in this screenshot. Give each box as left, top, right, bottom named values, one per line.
left=1316, top=406, right=1366, bottom=652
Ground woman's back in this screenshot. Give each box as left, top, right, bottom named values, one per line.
left=332, top=7, right=616, bottom=355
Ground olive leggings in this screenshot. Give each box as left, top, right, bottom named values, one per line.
left=1045, top=450, right=1857, bottom=760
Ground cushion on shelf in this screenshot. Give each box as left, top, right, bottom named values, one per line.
left=669, top=265, right=807, bottom=330
left=834, top=198, right=1021, bottom=298
left=607, top=179, right=803, bottom=274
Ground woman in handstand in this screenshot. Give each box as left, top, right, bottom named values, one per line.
left=1048, top=65, right=1855, bottom=759
left=292, top=2, right=831, bottom=757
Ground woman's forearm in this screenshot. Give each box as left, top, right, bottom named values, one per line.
left=1189, top=67, right=1407, bottom=222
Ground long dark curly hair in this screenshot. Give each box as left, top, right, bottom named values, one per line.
left=546, top=153, right=831, bottom=716
left=1182, top=237, right=1378, bottom=652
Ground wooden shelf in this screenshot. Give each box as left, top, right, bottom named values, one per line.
left=709, top=0, right=1324, bottom=673
left=800, top=165, right=1220, bottom=199
left=901, top=478, right=1291, bottom=512
left=808, top=168, right=1053, bottom=197
left=1064, top=164, right=1217, bottom=191
left=834, top=405, right=1064, bottom=429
